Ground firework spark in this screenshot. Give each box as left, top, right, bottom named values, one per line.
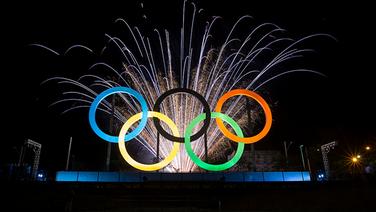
left=36, top=0, right=334, bottom=172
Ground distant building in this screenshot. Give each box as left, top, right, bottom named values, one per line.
left=230, top=150, right=283, bottom=171
left=254, top=150, right=283, bottom=171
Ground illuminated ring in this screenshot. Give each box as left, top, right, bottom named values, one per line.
left=118, top=111, right=180, bottom=171
left=215, top=89, right=272, bottom=144
left=89, top=87, right=148, bottom=143
left=185, top=112, right=245, bottom=171
left=153, top=88, right=211, bottom=143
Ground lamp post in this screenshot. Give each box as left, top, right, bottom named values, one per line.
left=305, top=146, right=312, bottom=176
left=65, top=137, right=72, bottom=170
left=299, top=145, right=306, bottom=170
left=283, top=141, right=293, bottom=169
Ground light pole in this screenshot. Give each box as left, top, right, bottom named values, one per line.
left=283, top=141, right=293, bottom=169
left=305, top=146, right=312, bottom=176
left=299, top=145, right=306, bottom=170
left=65, top=137, right=73, bottom=170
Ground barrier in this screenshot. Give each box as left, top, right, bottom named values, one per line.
left=56, top=171, right=311, bottom=182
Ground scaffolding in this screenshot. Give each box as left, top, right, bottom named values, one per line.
left=18, top=139, right=42, bottom=180
left=320, top=141, right=337, bottom=180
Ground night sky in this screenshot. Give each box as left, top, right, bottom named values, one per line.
left=2, top=0, right=375, bottom=172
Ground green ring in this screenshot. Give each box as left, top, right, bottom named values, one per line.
left=184, top=112, right=245, bottom=171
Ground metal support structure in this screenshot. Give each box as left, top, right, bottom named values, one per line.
left=283, top=141, right=293, bottom=169
left=18, top=145, right=25, bottom=167
left=24, top=139, right=42, bottom=180
left=156, top=133, right=160, bottom=162
left=155, top=133, right=160, bottom=172
left=246, top=99, right=256, bottom=171
left=106, top=93, right=116, bottom=171
left=204, top=132, right=208, bottom=162
left=299, top=145, right=306, bottom=170
left=321, top=141, right=337, bottom=180
left=305, top=146, right=312, bottom=176
left=65, top=137, right=73, bottom=170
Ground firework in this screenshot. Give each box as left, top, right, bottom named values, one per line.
left=34, top=0, right=333, bottom=172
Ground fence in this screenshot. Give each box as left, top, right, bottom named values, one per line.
left=56, top=171, right=311, bottom=182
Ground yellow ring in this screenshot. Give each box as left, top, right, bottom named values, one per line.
left=215, top=89, right=272, bottom=144
left=118, top=111, right=180, bottom=171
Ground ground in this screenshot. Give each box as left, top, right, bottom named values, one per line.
left=2, top=180, right=376, bottom=211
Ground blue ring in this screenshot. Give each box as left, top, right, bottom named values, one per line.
left=89, top=87, right=148, bottom=143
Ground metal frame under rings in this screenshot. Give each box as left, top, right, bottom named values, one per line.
left=152, top=88, right=211, bottom=143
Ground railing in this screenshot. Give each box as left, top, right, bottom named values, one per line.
left=56, top=171, right=311, bottom=182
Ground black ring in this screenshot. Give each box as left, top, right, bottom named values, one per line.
left=153, top=88, right=211, bottom=143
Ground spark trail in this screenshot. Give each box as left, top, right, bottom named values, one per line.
left=37, top=0, right=333, bottom=172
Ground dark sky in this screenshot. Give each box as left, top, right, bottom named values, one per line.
left=2, top=0, right=375, bottom=171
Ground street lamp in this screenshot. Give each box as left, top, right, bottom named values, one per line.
left=352, top=157, right=358, bottom=162
left=366, top=146, right=370, bottom=151
left=283, top=141, right=293, bottom=169
left=299, top=145, right=306, bottom=170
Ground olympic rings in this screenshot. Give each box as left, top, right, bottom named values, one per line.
left=215, top=89, right=272, bottom=144
left=185, top=112, right=245, bottom=171
left=118, top=111, right=180, bottom=171
left=89, top=86, right=272, bottom=172
left=153, top=88, right=211, bottom=143
left=89, top=87, right=148, bottom=143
